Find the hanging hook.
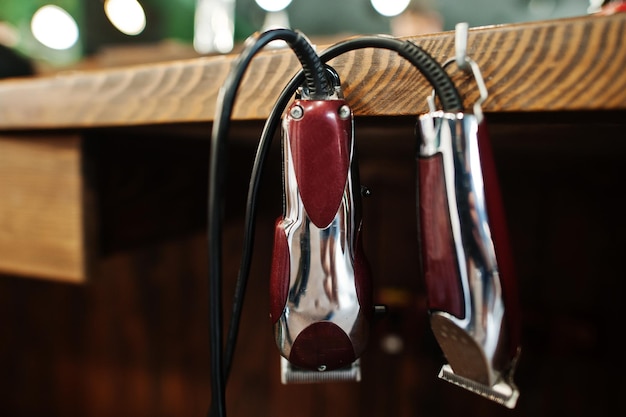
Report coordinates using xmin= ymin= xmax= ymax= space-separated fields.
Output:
xmin=455 ymin=22 xmax=470 ymax=72
xmin=454 ymin=22 xmax=488 ymax=121
xmin=428 ymin=22 xmax=488 ymax=122
xmin=466 ymin=57 xmax=488 ymax=122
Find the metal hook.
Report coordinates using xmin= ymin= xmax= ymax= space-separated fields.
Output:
xmin=428 ymin=22 xmax=488 ymax=122
xmin=454 ymin=22 xmax=488 ymax=119
xmin=455 ymin=22 xmax=470 ymax=72
xmin=466 ymin=57 xmax=488 ymax=122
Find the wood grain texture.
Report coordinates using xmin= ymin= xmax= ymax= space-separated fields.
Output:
xmin=0 ymin=14 xmax=624 ymax=130
xmin=0 ymin=134 xmax=87 ymax=282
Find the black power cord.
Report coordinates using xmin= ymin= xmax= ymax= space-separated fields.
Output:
xmin=208 ymin=28 xmax=332 ymax=417
xmin=209 ymin=31 xmax=463 ymax=416
xmin=218 ymin=34 xmax=464 ymax=396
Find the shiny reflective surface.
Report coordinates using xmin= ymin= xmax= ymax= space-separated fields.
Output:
xmin=418 ymin=111 xmax=518 ymax=406
xmin=273 ymin=100 xmax=368 ymax=371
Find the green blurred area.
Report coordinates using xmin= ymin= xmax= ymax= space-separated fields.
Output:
xmin=0 ymin=0 xmax=589 ymax=67
xmin=0 ymin=0 xmax=83 ymax=65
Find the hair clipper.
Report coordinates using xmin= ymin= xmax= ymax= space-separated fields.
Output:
xmin=269 ymin=86 xmax=373 ymax=384
xmin=416 ymin=111 xmax=521 ymax=408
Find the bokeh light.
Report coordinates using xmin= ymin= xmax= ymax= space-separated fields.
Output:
xmin=370 ymin=0 xmax=411 ymax=17
xmin=104 ymin=0 xmax=147 ymax=36
xmin=255 ymin=0 xmax=293 ymax=12
xmin=30 ymin=5 xmax=79 ymax=50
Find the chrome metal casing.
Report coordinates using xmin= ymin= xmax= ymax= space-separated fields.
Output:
xmin=270 ymin=99 xmax=371 ymax=380
xmin=417 ymin=111 xmax=520 ymax=408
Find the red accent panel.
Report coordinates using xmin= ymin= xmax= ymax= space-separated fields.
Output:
xmin=418 ymin=155 xmax=464 ymax=319
xmin=287 ymin=100 xmax=351 ymax=228
xmin=289 ymin=322 xmax=356 ymax=371
xmin=477 ymin=121 xmax=521 ymax=355
xmin=269 ymin=219 xmax=290 ymax=324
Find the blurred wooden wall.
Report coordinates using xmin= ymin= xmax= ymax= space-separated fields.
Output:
xmin=1 ymin=116 xmax=625 ymax=417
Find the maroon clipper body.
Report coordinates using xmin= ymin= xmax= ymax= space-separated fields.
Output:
xmin=417 ymin=111 xmax=521 ymax=408
xmin=270 ymin=97 xmax=373 ymax=383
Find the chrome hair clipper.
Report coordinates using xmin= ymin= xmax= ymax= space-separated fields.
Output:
xmin=269 ymin=83 xmax=373 ymax=384
xmin=416 ymin=110 xmax=522 ymax=408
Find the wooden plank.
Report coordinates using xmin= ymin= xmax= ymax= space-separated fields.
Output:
xmin=0 ymin=134 xmax=88 ymax=282
xmin=0 ymin=14 xmax=624 ymax=130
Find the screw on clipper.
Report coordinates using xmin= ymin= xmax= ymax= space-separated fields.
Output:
xmin=289 ymin=104 xmax=304 ymax=119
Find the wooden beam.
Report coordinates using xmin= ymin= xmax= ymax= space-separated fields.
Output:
xmin=0 ymin=14 xmax=624 ymax=130
xmin=0 ymin=134 xmax=89 ymax=282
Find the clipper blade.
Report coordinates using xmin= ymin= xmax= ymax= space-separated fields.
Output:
xmin=438 ymin=364 xmax=519 ymax=409
xmin=280 ymin=357 xmax=361 ymax=384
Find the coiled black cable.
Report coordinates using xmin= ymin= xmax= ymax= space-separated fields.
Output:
xmin=219 ymin=34 xmax=464 ymax=396
xmin=208 ymin=28 xmax=332 ymax=417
